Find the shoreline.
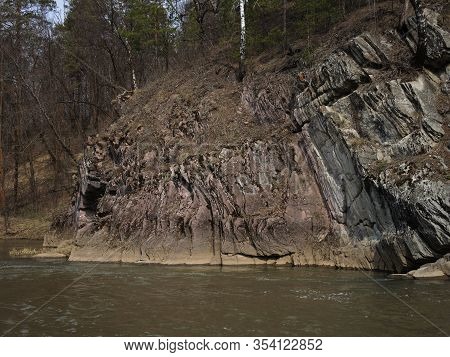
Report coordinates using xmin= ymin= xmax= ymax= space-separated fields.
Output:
xmin=1 ymin=239 xmax=448 ymax=279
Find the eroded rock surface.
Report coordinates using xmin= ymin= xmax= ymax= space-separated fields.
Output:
xmin=67 ymin=12 xmax=449 ymax=272
xmin=391 ymin=254 xmax=450 ymax=279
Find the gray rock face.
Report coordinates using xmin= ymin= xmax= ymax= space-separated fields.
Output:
xmin=402 ymin=9 xmax=450 ymax=68
xmin=284 ymin=22 xmax=449 ymax=272
xmin=68 ymin=13 xmax=450 ymax=272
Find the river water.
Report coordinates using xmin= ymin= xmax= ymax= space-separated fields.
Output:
xmin=0 ymin=239 xmax=448 ymax=336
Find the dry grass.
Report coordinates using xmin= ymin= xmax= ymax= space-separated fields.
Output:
xmin=4 ymin=154 xmax=53 ymax=191
xmin=3 ymin=151 xmax=75 ymax=212
xmin=110 ymin=57 xmax=286 ymax=167
xmin=102 ymin=0 xmax=449 ymax=160
xmin=1 ymin=150 xmax=74 ymax=240
xmin=0 ymin=214 xmax=52 ymax=240
xmin=9 ymin=247 xmax=43 ymax=257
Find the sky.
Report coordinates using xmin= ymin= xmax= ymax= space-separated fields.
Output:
xmin=53 ymin=0 xmax=66 ymax=23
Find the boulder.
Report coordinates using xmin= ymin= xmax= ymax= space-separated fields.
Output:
xmin=437 ymin=254 xmax=450 ymax=276
xmin=409 ymin=265 xmax=447 ymax=279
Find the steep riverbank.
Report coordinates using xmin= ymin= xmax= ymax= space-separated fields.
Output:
xmin=56 ymin=6 xmax=449 ymax=273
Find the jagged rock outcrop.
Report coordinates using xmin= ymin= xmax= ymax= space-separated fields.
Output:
xmin=288 ymin=25 xmax=449 ymax=271
xmin=67 ymin=11 xmax=449 ymax=272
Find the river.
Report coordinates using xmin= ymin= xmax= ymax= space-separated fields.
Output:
xmin=0 ymin=239 xmax=448 ymax=336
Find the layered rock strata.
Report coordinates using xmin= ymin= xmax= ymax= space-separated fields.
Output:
xmin=68 ymin=12 xmax=449 ymax=272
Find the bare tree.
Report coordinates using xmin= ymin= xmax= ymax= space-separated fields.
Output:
xmin=0 ymin=50 xmax=10 ymax=233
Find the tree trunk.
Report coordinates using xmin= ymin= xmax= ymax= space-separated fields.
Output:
xmin=410 ymin=0 xmax=427 ymax=66
xmin=13 ymin=130 xmax=19 ymax=211
xmin=373 ymin=0 xmax=377 ymax=25
xmin=12 ymin=0 xmax=22 ymax=213
xmin=0 ymin=51 xmax=9 ymax=233
xmin=399 ymin=0 xmax=410 ymax=28
xmin=0 ymin=145 xmax=9 ymax=233
xmin=40 ymin=133 xmax=60 ymax=192
xmin=28 ymin=153 xmax=37 ymax=209
xmin=125 ymin=38 xmax=137 ymax=91
xmin=8 ymin=56 xmax=78 ymax=165
xmin=110 ymin=0 xmax=137 ymax=91
xmin=283 ymin=0 xmax=288 ymax=51
xmin=238 ymin=0 xmax=246 ymax=82
xmin=165 ymin=27 xmax=170 ymax=72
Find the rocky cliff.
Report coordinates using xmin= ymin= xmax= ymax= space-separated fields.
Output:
xmin=66 ymin=8 xmax=449 ymax=272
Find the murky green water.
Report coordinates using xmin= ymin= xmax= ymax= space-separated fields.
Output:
xmin=0 ymin=240 xmax=449 ymax=336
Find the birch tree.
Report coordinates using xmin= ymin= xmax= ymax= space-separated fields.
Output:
xmin=111 ymin=0 xmax=138 ymax=91
xmin=238 ymin=0 xmax=246 ymax=81
xmin=399 ymin=0 xmax=428 ymax=66
xmin=283 ymin=0 xmax=287 ymax=51
xmin=409 ymin=0 xmax=427 ymax=66
xmin=399 ymin=0 xmax=410 ymax=27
